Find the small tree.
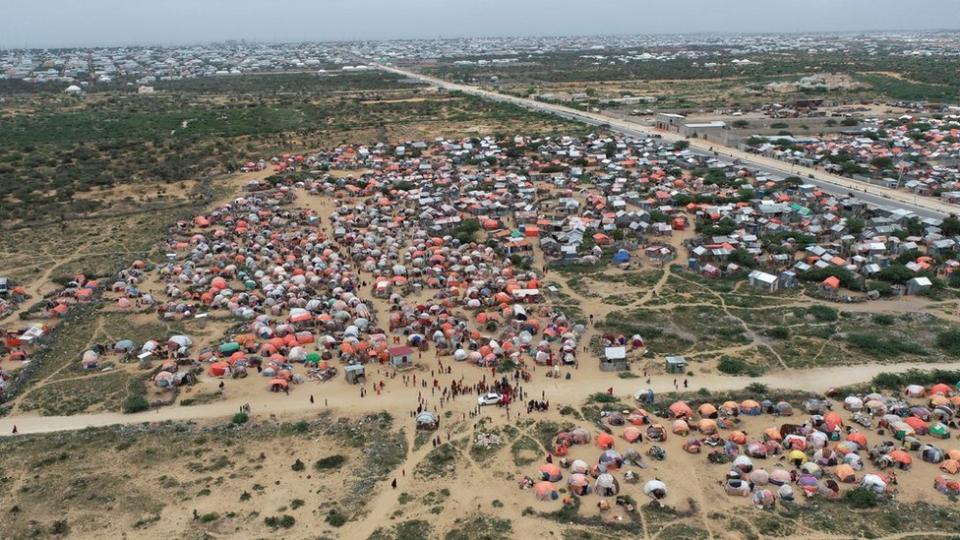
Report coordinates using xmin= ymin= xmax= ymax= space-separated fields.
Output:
xmin=870 ymin=156 xmax=893 ymax=170
xmin=941 ymin=215 xmax=960 ymax=236
xmin=847 ymin=217 xmax=865 ymax=234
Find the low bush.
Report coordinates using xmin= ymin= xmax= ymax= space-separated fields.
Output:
xmin=314 ymin=454 xmax=346 ymax=470
xmin=937 ymin=329 xmax=960 ymax=355
xmin=872 ymin=314 xmax=895 ymax=326
xmin=265 ymin=514 xmax=296 ymax=529
xmin=807 ymin=305 xmax=839 ymax=322
xmin=847 ymin=334 xmax=923 ymax=356
xmin=845 ymin=487 xmax=880 ymax=508
xmin=325 ymin=511 xmax=346 ymax=527
xmin=122 ymin=395 xmax=149 ymax=414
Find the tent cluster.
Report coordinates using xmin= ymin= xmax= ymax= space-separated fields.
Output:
xmin=710 ymin=381 xmax=960 ymax=504
xmin=18 ymin=274 xmax=101 ymax=321
xmin=522 ymin=425 xmax=668 ymax=504
xmin=0 ymin=282 xmax=28 ymax=319
xmin=313 ymin=170 xmax=590 ymax=373
xmin=107 ymin=150 xmax=597 ymax=392
xmin=109 ymin=190 xmax=391 ymax=391
xmin=545 ymin=380 xmax=960 ymax=507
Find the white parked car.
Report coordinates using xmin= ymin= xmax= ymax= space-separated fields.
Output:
xmin=477 ymin=392 xmax=502 ymax=406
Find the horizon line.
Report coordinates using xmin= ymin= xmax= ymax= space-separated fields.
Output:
xmin=2 ymin=27 xmax=960 ymax=52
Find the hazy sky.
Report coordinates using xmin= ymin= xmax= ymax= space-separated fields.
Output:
xmin=3 ymin=0 xmax=959 ymax=48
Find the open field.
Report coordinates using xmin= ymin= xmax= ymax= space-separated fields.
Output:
xmin=416 ymin=49 xmax=960 ymax=107
xmin=4 ymin=386 xmax=960 ymax=540
xmin=0 ymin=71 xmax=580 ymax=224
xmin=0 ymin=411 xmax=406 ymax=539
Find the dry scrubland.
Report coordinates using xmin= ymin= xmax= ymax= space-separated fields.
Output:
xmin=0 ymin=411 xmax=406 ymax=539
xmin=420 ymin=48 xmax=960 ymax=108
xmin=3 ymin=399 xmax=960 ymax=540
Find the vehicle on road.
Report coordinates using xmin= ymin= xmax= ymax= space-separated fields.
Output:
xmin=478 ymin=392 xmax=502 ymax=406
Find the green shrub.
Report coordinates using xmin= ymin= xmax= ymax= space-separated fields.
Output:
xmin=325 ymin=511 xmax=346 ymax=527
xmin=122 ymin=395 xmax=150 ymax=414
xmin=265 ymin=514 xmax=296 ymax=529
xmin=845 ymin=487 xmax=879 ymax=508
xmin=49 ymin=520 xmax=69 ymax=535
xmin=314 ymin=455 xmax=346 ymax=470
xmin=871 ymin=369 xmax=960 ymax=390
xmin=231 ymin=412 xmax=249 ymax=425
xmin=800 ymin=267 xmax=861 ymax=290
xmin=766 ymin=326 xmax=790 ymax=339
xmin=717 ymin=356 xmax=764 ymax=377
xmin=587 ymin=392 xmax=618 ymax=404
xmin=867 ymin=281 xmax=893 ymax=296
xmin=717 ymin=356 xmax=747 ymax=375
xmin=937 ymin=329 xmax=960 ymax=355
xmin=496 ymin=359 xmax=518 ymax=373
xmin=872 ymin=314 xmax=895 ymax=326
xmin=291 ymin=459 xmax=305 ymax=471
xmin=807 ymin=305 xmax=838 ymax=322
xmin=200 ymin=512 xmax=219 ymax=523
xmin=847 ymin=334 xmax=923 ymax=356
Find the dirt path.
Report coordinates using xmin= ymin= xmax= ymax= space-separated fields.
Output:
xmin=4 ymin=237 xmax=97 ymax=322
xmin=7 ymin=311 xmax=107 ymax=414
xmin=637 ymin=266 xmax=672 ymax=305
xmin=668 ymin=272 xmax=789 ymax=369
xmin=349 ymin=428 xmax=474 ymax=540
xmin=3 ymin=358 xmax=960 ymax=437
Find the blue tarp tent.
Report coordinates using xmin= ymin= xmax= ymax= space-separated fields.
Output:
xmin=612 ymin=249 xmax=631 ymax=264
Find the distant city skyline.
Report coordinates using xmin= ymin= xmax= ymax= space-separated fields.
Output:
xmin=2 ymin=0 xmax=959 ymax=49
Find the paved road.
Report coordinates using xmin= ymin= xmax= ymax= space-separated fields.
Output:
xmin=375 ymin=63 xmax=956 ymax=220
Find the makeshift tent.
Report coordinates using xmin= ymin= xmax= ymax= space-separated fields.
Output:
xmin=595 ymin=473 xmax=619 ymax=496
xmin=534 ymin=481 xmax=558 ymax=501
xmin=643 ymin=480 xmax=667 ymax=499
xmin=596 ymin=432 xmax=615 ymax=450
xmin=539 ymin=464 xmax=562 ymax=482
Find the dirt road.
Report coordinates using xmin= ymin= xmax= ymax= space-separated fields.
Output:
xmin=3 ymin=359 xmax=958 ymax=437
